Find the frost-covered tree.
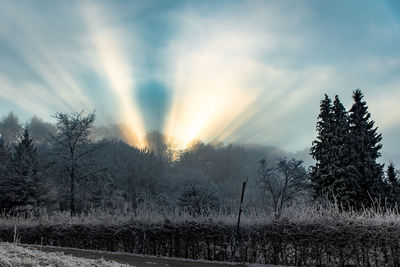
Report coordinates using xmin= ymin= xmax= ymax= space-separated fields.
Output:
xmin=258 ymin=158 xmax=308 ymax=214
xmin=348 ymin=89 xmax=384 ymax=206
xmin=51 ymin=110 xmax=105 ymax=215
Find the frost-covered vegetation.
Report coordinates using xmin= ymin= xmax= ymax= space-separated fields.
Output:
xmin=1 ymin=203 xmax=400 ymax=266
xmin=0 ymin=242 xmax=131 ymax=267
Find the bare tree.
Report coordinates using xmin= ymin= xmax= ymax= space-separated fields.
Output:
xmin=51 ymin=110 xmax=106 ymax=215
xmin=258 ymin=158 xmax=309 ymax=214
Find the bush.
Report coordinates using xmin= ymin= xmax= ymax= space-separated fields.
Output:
xmin=1 ymin=204 xmax=400 ymax=265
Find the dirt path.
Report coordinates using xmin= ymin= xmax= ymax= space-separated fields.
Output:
xmin=20 ymin=244 xmax=267 ymax=267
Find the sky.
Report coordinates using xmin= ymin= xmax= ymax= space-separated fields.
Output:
xmin=0 ymin=0 xmax=399 ymax=154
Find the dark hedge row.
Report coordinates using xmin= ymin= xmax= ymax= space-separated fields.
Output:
xmin=1 ymin=219 xmax=399 ymax=266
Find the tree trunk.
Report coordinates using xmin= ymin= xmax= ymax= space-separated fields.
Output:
xmin=70 ymin=167 xmax=75 ymax=216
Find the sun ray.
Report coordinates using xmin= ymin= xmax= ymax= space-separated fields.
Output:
xmin=82 ymin=1 xmax=147 ymax=148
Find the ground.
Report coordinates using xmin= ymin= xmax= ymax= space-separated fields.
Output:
xmin=0 ymin=242 xmax=130 ymax=267
xmin=0 ymin=243 xmax=279 ymax=267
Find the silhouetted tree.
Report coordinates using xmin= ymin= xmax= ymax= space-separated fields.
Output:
xmin=328 ymin=96 xmax=359 ymax=207
xmin=310 ymin=95 xmax=334 ymax=199
xmin=348 ymin=89 xmax=384 ymax=207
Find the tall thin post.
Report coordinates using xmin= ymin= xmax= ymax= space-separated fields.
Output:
xmin=237 ymin=178 xmax=248 ymax=237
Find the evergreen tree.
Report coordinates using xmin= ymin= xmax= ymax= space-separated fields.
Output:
xmin=348 ymin=89 xmax=384 ymax=207
xmin=311 ymin=94 xmax=362 ymax=208
xmin=329 ymin=96 xmax=359 ymax=207
xmin=0 ymin=138 xmax=11 ymax=193
xmin=0 ymin=128 xmax=47 ymax=210
xmin=0 ymin=137 xmax=10 ymax=174
xmin=13 ymin=128 xmax=46 ymax=206
xmin=386 ymin=162 xmax=399 ymax=205
xmin=310 ymin=95 xmax=334 ymax=199
xmin=0 ymin=138 xmax=15 ymax=210
xmin=387 ymin=163 xmax=398 ymax=185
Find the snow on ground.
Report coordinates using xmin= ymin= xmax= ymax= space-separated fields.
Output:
xmin=0 ymin=243 xmax=133 ymax=267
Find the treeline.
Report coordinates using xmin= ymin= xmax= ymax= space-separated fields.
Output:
xmin=0 ymin=89 xmax=398 ymax=216
xmin=0 ymin=111 xmax=300 ymax=214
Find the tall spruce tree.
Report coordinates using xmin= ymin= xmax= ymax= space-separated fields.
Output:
xmin=348 ymin=89 xmax=384 ymax=207
xmin=311 ymin=94 xmax=360 ymax=207
xmin=310 ymin=94 xmax=334 ymax=199
xmin=330 ymin=96 xmax=359 ymax=207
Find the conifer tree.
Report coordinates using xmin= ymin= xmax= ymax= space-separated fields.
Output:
xmin=0 ymin=128 xmax=48 ymax=210
xmin=348 ymin=89 xmax=384 ymax=206
xmin=0 ymin=138 xmax=23 ymax=209
xmin=387 ymin=162 xmax=399 ymax=205
xmin=329 ymin=96 xmax=359 ymax=207
xmin=0 ymin=138 xmax=13 ymax=210
xmin=13 ymin=128 xmax=45 ymax=206
xmin=387 ymin=163 xmax=397 ymax=185
xmin=310 ymin=95 xmax=334 ymax=199
xmin=0 ymin=138 xmax=10 ymax=174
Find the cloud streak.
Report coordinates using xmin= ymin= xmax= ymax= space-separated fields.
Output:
xmin=0 ymin=1 xmax=93 ymax=116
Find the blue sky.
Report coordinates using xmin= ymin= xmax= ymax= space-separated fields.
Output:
xmin=0 ymin=0 xmax=399 ymax=155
